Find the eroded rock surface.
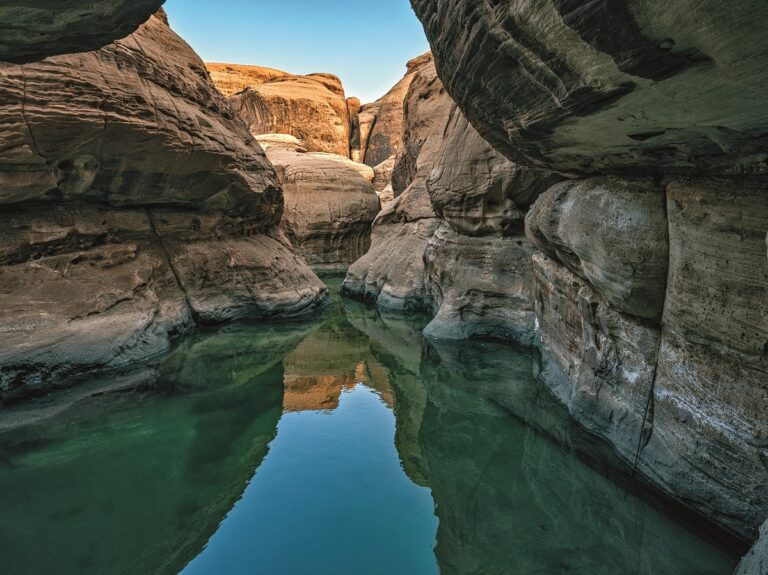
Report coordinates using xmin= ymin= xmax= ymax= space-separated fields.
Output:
xmin=412 ymin=0 xmax=768 ymax=177
xmin=0 ymin=12 xmax=326 ymax=401
xmin=229 ymin=72 xmax=351 ymax=157
xmin=343 ymin=59 xmax=450 ymax=310
xmin=351 ymin=53 xmax=432 ymax=167
xmin=0 ymin=0 xmax=164 ymax=63
xmin=258 ymin=136 xmax=380 ymax=271
xmin=206 ymin=62 xmax=289 ymax=97
xmin=413 ymin=0 xmax=768 ymax=542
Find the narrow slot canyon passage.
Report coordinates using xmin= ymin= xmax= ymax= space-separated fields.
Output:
xmin=0 ymin=2 xmax=765 ymax=574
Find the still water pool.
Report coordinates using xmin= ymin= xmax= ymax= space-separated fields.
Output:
xmin=0 ymin=279 xmax=739 ymax=575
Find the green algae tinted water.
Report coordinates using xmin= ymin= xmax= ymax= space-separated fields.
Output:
xmin=0 ymin=279 xmax=739 ymax=575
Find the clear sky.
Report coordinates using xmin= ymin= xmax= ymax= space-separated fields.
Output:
xmin=163 ymin=0 xmax=430 ymax=103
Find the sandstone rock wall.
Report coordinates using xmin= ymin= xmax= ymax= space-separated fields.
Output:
xmin=205 ymin=63 xmax=289 ymax=97
xmin=258 ymin=136 xmax=380 ymax=271
xmin=229 ymin=72 xmax=351 ymax=157
xmin=0 ymin=0 xmax=164 ymax=63
xmin=344 ymin=60 xmax=554 ymax=345
xmin=0 ymin=12 xmax=326 ymax=401
xmin=412 ymin=0 xmax=768 ymax=544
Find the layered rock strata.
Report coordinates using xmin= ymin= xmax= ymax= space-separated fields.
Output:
xmin=0 ymin=0 xmax=165 ymax=63
xmin=412 ymin=0 xmax=768 ymax=544
xmin=229 ymin=72 xmax=352 ymax=157
xmin=257 ymin=136 xmax=380 ymax=271
xmin=0 ymin=12 xmax=326 ymax=401
xmin=411 ymin=0 xmax=768 ymax=176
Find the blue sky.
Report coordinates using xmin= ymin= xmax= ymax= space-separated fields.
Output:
xmin=163 ymin=0 xmax=430 ymax=103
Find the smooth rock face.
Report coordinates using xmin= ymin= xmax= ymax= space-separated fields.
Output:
xmin=424 ymin=225 xmax=536 ymax=344
xmin=411 ymin=0 xmax=768 ymax=176
xmin=646 ymin=179 xmax=768 ymax=537
xmin=206 ymin=62 xmax=289 ymax=97
xmin=0 ymin=12 xmax=280 ymax=217
xmin=427 ymin=109 xmax=559 ymax=236
xmin=0 ymin=13 xmax=327 ymax=400
xmin=0 ymin=0 xmax=164 ymax=63
xmin=259 ymin=138 xmax=381 ymax=271
xmin=527 ymin=177 xmax=768 ymax=540
xmin=343 ymin=184 xmax=440 ymax=311
xmin=526 ymin=178 xmax=669 ymax=320
xmin=229 ymin=72 xmax=351 ymax=157
xmin=532 ymin=252 xmax=660 ymax=470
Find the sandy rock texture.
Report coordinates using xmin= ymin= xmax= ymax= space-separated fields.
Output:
xmin=206 ymin=62 xmax=289 ymax=97
xmin=0 ymin=0 xmax=164 ymax=63
xmin=257 ymin=136 xmax=380 ymax=271
xmin=0 ymin=12 xmax=327 ymax=401
xmin=412 ymin=0 xmax=768 ymax=177
xmin=229 ymin=71 xmax=352 ymax=157
xmin=344 ymin=58 xmax=552 ymax=346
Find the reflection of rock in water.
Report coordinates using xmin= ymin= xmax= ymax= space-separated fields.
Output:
xmin=0 ymin=322 xmax=304 ymax=575
xmin=281 ymin=285 xmax=396 ymax=412
xmin=410 ymin=341 xmax=737 ymax=575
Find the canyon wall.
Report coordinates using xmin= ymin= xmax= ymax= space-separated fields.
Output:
xmin=411 ymin=0 xmax=768 ymax=543
xmin=343 ymin=58 xmax=555 ymax=345
xmin=228 ymin=72 xmax=352 ymax=157
xmin=257 ymin=135 xmax=380 ymax=271
xmin=0 ymin=11 xmax=326 ymax=401
xmin=0 ymin=0 xmax=165 ymax=63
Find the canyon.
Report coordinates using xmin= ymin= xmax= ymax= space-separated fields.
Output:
xmin=0 ymin=1 xmax=765 ymax=572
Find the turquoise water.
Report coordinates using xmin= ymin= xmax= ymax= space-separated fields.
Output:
xmin=0 ymin=279 xmax=739 ymax=575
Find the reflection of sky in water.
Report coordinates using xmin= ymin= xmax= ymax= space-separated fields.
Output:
xmin=183 ymin=385 xmax=438 ymax=575
xmin=0 ymin=278 xmax=740 ymax=575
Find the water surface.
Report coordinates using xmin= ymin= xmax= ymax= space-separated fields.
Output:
xmin=0 ymin=279 xmax=739 ymax=574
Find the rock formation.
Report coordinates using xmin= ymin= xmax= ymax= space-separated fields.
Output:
xmin=411 ymin=0 xmax=768 ymax=177
xmin=412 ymin=0 xmax=768 ymax=545
xmin=344 ymin=58 xmax=554 ymax=345
xmin=342 ymin=58 xmax=448 ymax=311
xmin=229 ymin=72 xmax=352 ymax=157
xmin=0 ymin=0 xmax=164 ymax=63
xmin=351 ymin=53 xmax=432 ymax=167
xmin=257 ymin=135 xmax=380 ymax=271
xmin=206 ymin=63 xmax=289 ymax=97
xmin=0 ymin=12 xmax=326 ymax=401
